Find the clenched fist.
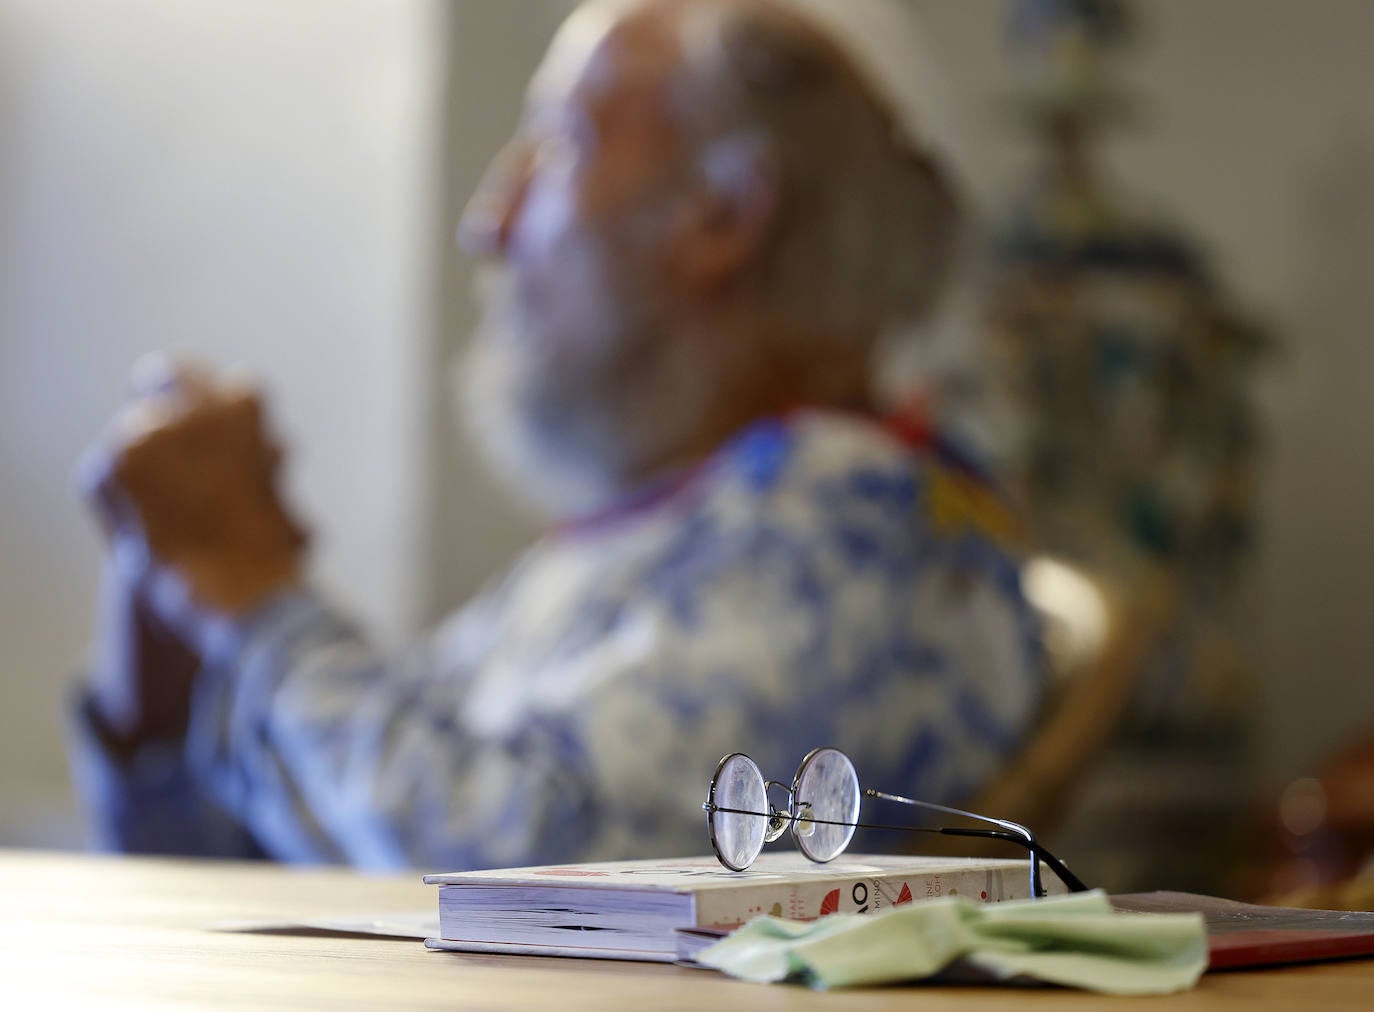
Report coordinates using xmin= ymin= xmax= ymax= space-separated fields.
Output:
xmin=79 ymin=358 xmax=309 ymax=629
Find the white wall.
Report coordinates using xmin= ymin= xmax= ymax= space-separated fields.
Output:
xmin=0 ymin=0 xmax=445 ymax=843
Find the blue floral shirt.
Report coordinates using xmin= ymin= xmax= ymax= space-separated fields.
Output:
xmin=71 ymin=411 xmax=1043 ymax=870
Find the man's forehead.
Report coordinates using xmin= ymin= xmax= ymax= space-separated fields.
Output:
xmin=525 ymin=0 xmax=679 ymax=119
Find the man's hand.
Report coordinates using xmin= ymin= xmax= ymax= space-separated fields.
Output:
xmin=79 ymin=359 xmax=308 ymax=631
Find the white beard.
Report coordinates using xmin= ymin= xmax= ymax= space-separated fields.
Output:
xmin=457 ymin=286 xmax=620 ymax=520
xmin=455 ymin=264 xmax=716 ymax=522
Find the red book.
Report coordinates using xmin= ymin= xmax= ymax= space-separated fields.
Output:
xmin=1112 ymin=892 xmax=1374 ymax=970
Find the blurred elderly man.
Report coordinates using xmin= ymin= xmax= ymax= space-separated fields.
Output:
xmin=71 ymin=0 xmax=1043 ymax=869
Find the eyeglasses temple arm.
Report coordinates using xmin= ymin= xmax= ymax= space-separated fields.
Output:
xmin=865 ymin=788 xmax=1033 ymax=841
xmin=937 ymin=827 xmax=1090 ymax=894
xmin=866 ymin=789 xmax=1088 ymax=896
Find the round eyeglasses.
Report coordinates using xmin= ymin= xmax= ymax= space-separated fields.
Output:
xmin=703 ymin=747 xmax=1088 ymax=898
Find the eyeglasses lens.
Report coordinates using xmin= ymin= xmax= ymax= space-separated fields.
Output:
xmin=792 ymin=747 xmax=860 ymax=862
xmin=709 ymin=753 xmax=768 ymax=871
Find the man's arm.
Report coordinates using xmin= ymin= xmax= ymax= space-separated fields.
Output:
xmin=178 ymin=588 xmax=600 ymax=868
xmin=70 ymin=368 xmax=614 ymax=868
xmin=70 ymin=360 xmax=305 ymax=856
xmin=177 ymin=574 xmax=766 ymax=871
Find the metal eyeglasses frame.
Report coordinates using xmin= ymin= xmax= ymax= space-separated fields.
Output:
xmin=702 ymin=747 xmax=1088 ymax=898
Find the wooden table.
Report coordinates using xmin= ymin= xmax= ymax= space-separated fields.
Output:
xmin=3 ymin=850 xmax=1372 ymax=1010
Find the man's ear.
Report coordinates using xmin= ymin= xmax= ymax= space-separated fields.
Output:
xmin=670 ymin=133 xmax=778 ymax=296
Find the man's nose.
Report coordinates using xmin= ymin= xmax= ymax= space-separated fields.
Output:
xmin=457 ymin=142 xmax=531 ymax=258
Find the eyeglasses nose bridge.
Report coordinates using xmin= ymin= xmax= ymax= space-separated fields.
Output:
xmin=762 ymin=780 xmax=793 ymax=843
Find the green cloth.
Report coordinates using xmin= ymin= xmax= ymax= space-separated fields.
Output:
xmin=695 ymin=890 xmax=1206 ymax=995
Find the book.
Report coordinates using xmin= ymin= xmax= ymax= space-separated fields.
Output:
xmin=424 ymin=852 xmax=1065 ymax=962
xmin=1111 ymin=892 xmax=1374 ymax=970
